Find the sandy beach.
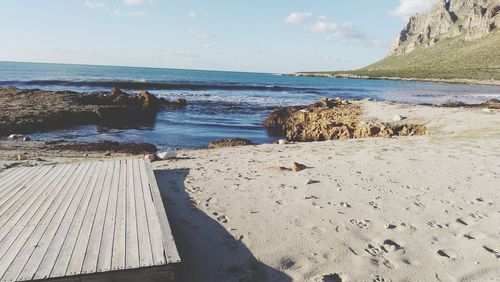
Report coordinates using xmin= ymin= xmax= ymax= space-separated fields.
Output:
xmin=1 ymin=100 xmax=499 ymax=281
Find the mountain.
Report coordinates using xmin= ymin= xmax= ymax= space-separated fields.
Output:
xmin=361 ymin=0 xmax=500 ymax=81
xmin=295 ymin=0 xmax=500 ymax=84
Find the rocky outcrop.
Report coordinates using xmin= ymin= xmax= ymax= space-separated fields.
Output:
xmin=207 ymin=138 xmax=254 ymax=149
xmin=264 ymin=98 xmax=427 ymax=142
xmin=49 ymin=140 xmax=158 ymax=154
xmin=0 ymin=87 xmax=187 ymax=136
xmin=388 ymin=0 xmax=500 ymax=56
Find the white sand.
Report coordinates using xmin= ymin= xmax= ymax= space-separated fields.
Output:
xmin=151 ymin=102 xmax=500 ymax=281
xmin=1 ymin=101 xmax=499 ymax=281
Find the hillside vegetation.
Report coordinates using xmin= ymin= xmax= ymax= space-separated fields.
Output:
xmin=356 ymin=30 xmax=500 ymax=81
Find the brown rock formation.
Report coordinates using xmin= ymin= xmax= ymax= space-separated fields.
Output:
xmin=0 ymin=87 xmax=187 ymax=135
xmin=207 ymin=138 xmax=254 ymax=149
xmin=264 ymin=98 xmax=427 ymax=142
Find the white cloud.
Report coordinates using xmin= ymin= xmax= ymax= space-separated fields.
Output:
xmin=84 ymin=0 xmax=106 ymax=9
xmin=284 ymin=12 xmax=313 ymax=24
xmin=123 ymin=0 xmax=145 ymax=6
xmin=390 ymin=0 xmax=435 ymax=19
xmin=309 ymin=17 xmax=383 ymax=46
xmin=187 ymin=29 xmax=213 ymax=39
xmin=112 ymin=10 xmax=147 ymax=17
xmin=188 ymin=11 xmax=197 ymax=18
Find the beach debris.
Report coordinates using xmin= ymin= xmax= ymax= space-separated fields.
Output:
xmin=144 ymin=153 xmax=156 ymax=162
xmin=104 ymin=151 xmax=112 ymax=157
xmin=304 ymin=179 xmax=318 ymax=185
xmin=157 ymin=151 xmax=177 ymax=160
xmin=385 ymin=224 xmax=397 ymax=229
xmin=292 ymin=162 xmax=307 ymax=172
xmin=16 ymin=154 xmax=27 ymax=161
xmin=278 ymin=139 xmax=289 ymax=145
xmin=482 ymin=108 xmax=492 ymax=113
xmin=207 ymin=138 xmax=254 ymax=149
xmin=299 ymin=109 xmax=311 ymax=114
xmin=393 ymin=115 xmax=406 ymax=122
xmin=8 ymin=134 xmax=30 ymax=141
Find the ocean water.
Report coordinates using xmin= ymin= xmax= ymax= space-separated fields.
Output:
xmin=1 ymin=61 xmax=500 ymax=149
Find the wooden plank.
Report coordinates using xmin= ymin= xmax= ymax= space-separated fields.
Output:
xmin=33 ymin=162 xmax=97 ymax=280
xmin=0 ymin=166 xmax=48 ymax=212
xmin=143 ymin=159 xmax=181 ymax=264
xmin=96 ymin=160 xmax=120 ymax=273
xmin=132 ymin=158 xmax=154 ymax=267
xmin=0 ymin=164 xmax=76 ymax=279
xmin=125 ymin=159 xmax=140 ymax=269
xmin=0 ymin=158 xmax=179 ymax=282
xmin=17 ymin=162 xmax=92 ymax=281
xmin=0 ymin=165 xmax=62 ymax=249
xmin=138 ymin=159 xmax=166 ymax=265
xmin=0 ymin=167 xmax=31 ymax=193
xmin=81 ymin=160 xmax=115 ymax=274
xmin=0 ymin=164 xmax=84 ymax=281
xmin=65 ymin=161 xmax=109 ymax=276
xmin=111 ymin=160 xmax=127 ymax=271
xmin=50 ymin=161 xmax=103 ymax=278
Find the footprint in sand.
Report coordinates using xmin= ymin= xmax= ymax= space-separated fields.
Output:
xmin=436 ymin=249 xmax=459 ymax=260
xmin=427 ymin=220 xmax=444 ymax=229
xmin=368 ymin=201 xmax=380 ymax=210
xmin=483 ymin=246 xmax=500 ymax=258
xmin=381 ymin=239 xmax=403 ymax=252
xmin=339 ymin=202 xmax=351 ymax=208
xmin=313 ymin=273 xmax=343 ymax=282
xmin=350 ymin=219 xmax=370 ymax=228
xmin=212 ymin=212 xmax=229 ymax=224
xmin=278 ymin=257 xmax=297 ymax=270
xmin=365 ymin=244 xmax=384 ymax=256
xmin=372 ymin=275 xmax=391 ymax=282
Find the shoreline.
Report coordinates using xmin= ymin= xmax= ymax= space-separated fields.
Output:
xmin=288 ymin=72 xmax=500 ymax=86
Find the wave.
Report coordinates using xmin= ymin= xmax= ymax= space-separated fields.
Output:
xmin=0 ymin=79 xmax=367 ymax=93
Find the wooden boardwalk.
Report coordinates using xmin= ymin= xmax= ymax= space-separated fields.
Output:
xmin=0 ymin=158 xmax=180 ymax=282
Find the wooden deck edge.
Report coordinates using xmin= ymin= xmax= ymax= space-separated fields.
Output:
xmin=144 ymin=158 xmax=181 ymax=264
xmin=29 ymin=265 xmax=176 ymax=282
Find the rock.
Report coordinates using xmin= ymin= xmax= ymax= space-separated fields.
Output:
xmin=0 ymin=87 xmax=188 ymax=136
xmin=292 ymin=162 xmax=307 ymax=172
xmin=166 ymin=98 xmax=187 ymax=109
xmin=387 ymin=0 xmax=499 ymax=56
xmin=207 ymin=138 xmax=254 ymax=149
xmin=17 ymin=154 xmax=27 ymax=161
xmin=156 ymin=151 xmax=177 ymax=160
xmin=392 ymin=115 xmax=405 ymax=122
xmin=49 ymin=140 xmax=157 ymax=155
xmin=144 ymin=153 xmax=156 ymax=162
xmin=264 ymin=99 xmax=427 ymax=142
xmin=23 ymin=136 xmax=31 ymax=141
xmin=277 ymin=139 xmax=289 ymax=145
xmin=8 ymin=134 xmax=27 ymax=140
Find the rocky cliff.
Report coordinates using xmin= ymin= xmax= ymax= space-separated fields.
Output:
xmin=387 ymin=0 xmax=500 ymax=56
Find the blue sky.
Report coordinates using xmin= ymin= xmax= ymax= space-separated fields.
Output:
xmin=0 ymin=0 xmax=436 ymax=73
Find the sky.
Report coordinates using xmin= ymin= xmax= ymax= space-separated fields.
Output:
xmin=0 ymin=0 xmax=436 ymax=73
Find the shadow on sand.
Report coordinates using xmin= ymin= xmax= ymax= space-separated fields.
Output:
xmin=154 ymin=169 xmax=292 ymax=282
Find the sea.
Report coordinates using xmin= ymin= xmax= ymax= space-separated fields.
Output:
xmin=1 ymin=61 xmax=499 ymax=150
